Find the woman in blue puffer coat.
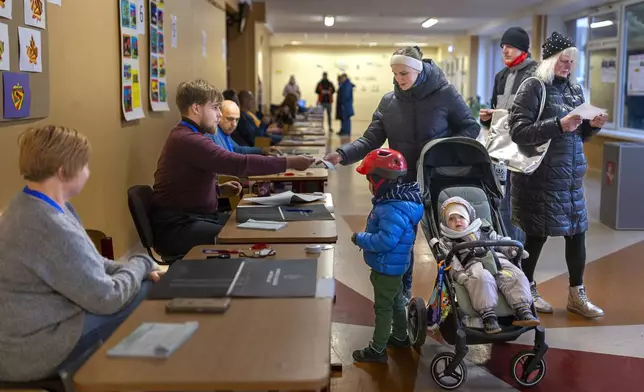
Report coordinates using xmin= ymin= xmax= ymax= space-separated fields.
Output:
xmin=325 ymin=46 xmax=480 ymax=301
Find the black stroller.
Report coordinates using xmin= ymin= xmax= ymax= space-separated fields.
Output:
xmin=407 ymin=137 xmax=548 ymax=390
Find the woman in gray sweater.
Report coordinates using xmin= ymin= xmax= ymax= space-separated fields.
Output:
xmin=0 ymin=126 xmax=159 ymax=382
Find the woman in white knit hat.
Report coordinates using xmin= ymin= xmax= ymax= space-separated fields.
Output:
xmin=325 ymin=45 xmax=480 ymax=301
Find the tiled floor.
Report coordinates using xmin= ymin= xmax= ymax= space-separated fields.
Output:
xmin=325 ymin=121 xmax=644 ymax=391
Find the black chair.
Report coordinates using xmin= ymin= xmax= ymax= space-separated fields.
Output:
xmin=0 ymin=341 xmax=102 ymax=392
xmin=127 ymin=185 xmax=180 ymax=265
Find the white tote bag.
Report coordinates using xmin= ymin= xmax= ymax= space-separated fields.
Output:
xmin=485 ymin=77 xmax=548 ymax=175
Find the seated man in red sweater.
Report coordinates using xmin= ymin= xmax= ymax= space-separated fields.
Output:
xmin=151 ymin=79 xmax=314 ymax=257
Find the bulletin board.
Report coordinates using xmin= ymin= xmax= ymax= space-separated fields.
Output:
xmin=0 ymin=0 xmax=50 ymax=121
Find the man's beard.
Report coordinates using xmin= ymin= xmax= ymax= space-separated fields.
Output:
xmin=201 ymin=121 xmax=217 ymax=134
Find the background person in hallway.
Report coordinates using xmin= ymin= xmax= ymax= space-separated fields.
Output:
xmin=0 ymin=126 xmax=158 ymax=382
xmin=480 ymin=27 xmax=538 ymax=244
xmin=337 ymin=73 xmax=355 ymax=136
xmin=150 ymin=80 xmax=315 ymax=257
xmin=235 ymin=90 xmax=283 ymax=147
xmin=209 ymin=100 xmax=279 ymax=156
xmin=315 ymin=72 xmax=336 ymax=133
xmin=283 ymin=74 xmax=301 ymax=99
xmin=508 ymin=32 xmax=607 ymax=318
xmin=324 ymin=45 xmax=480 ymax=301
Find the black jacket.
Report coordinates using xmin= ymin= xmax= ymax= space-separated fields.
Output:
xmin=508 ymin=76 xmax=600 ymax=237
xmin=338 ymin=60 xmax=479 ymax=182
xmin=482 ymin=58 xmax=538 ymax=128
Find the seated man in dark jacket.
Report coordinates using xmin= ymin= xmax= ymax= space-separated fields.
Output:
xmin=234 ymin=90 xmax=282 ymax=147
xmin=150 ymin=80 xmax=314 ymax=257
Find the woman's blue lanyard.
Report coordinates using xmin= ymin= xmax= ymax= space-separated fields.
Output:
xmin=179 ymin=120 xmax=200 ymax=134
xmin=22 ymin=186 xmax=64 ymax=213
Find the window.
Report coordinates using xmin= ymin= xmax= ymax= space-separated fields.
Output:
xmin=588 ymin=48 xmax=617 ymax=123
xmin=565 ymin=17 xmax=589 ymax=87
xmin=623 ymin=2 xmax=644 ymax=131
xmin=589 ymin=12 xmax=619 ymax=41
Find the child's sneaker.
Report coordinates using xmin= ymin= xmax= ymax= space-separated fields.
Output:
xmin=512 ymin=305 xmax=541 ymax=327
xmin=352 ymin=344 xmax=388 ymax=363
xmin=482 ymin=315 xmax=502 ymax=334
xmin=387 ymin=334 xmax=411 ymax=348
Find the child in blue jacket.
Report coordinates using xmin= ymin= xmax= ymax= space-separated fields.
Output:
xmin=351 ymin=148 xmax=424 ymax=363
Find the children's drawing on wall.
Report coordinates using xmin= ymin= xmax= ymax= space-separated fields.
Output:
xmin=18 ymin=26 xmax=41 ymax=72
xmin=122 ymin=34 xmax=131 ymax=57
xmin=123 ymin=64 xmax=132 ymax=80
xmin=151 ymin=56 xmax=158 ymax=78
xmin=24 ymin=0 xmax=45 ymax=29
xmin=151 ymin=26 xmax=157 ymax=53
xmin=151 ymin=79 xmax=159 ymax=102
xmin=129 ymin=2 xmax=136 ymax=29
xmin=131 ymin=36 xmax=138 ymax=59
xmin=0 ymin=22 xmax=10 ymax=71
xmin=0 ymin=0 xmax=13 ymax=20
xmin=123 ymin=86 xmax=133 ymax=112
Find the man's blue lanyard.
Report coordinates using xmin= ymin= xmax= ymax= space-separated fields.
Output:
xmin=22 ymin=186 xmax=64 ymax=213
xmin=179 ymin=120 xmax=200 ymax=134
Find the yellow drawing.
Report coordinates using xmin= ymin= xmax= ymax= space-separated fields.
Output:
xmin=26 ymin=35 xmax=38 ymax=65
xmin=132 ymin=69 xmax=141 ymax=109
xmin=0 ymin=40 xmax=4 ymax=61
xmin=0 ymin=1 xmax=6 ymax=9
xmin=30 ymin=0 xmax=43 ymax=21
xmin=12 ymin=83 xmax=25 ymax=110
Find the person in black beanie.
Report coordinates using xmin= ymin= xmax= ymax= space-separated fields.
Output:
xmin=507 ymin=31 xmax=608 ymax=318
xmin=480 ymin=26 xmax=537 ymax=247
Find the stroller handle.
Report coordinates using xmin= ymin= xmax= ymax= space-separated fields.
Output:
xmin=441 ymin=240 xmax=525 ymax=267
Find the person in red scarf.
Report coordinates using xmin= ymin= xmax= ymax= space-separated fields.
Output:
xmin=479 ymin=27 xmax=537 ymax=262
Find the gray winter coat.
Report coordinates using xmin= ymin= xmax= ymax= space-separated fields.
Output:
xmin=337 ymin=60 xmax=480 ymax=182
xmin=508 ymin=76 xmax=600 ymax=237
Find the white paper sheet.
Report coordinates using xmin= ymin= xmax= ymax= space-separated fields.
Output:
xmin=237 ymin=219 xmax=287 ymax=231
xmin=568 ymin=103 xmax=606 ymax=120
xmin=24 ymin=0 xmax=45 ymax=29
xmin=0 ymin=23 xmax=10 ymax=71
xmin=136 ymin=0 xmax=145 ymax=35
xmin=244 ymin=191 xmax=325 ymax=206
xmin=311 ymin=159 xmax=336 ymax=171
xmin=170 ymin=14 xmax=177 ymax=48
xmin=107 ymin=322 xmax=199 ymax=358
xmin=18 ymin=26 xmax=41 ymax=72
xmin=0 ymin=0 xmax=13 ymax=20
xmin=315 ymin=277 xmax=335 ymax=298
xmin=47 ymin=0 xmax=61 ymax=6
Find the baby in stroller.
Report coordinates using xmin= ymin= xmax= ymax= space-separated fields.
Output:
xmin=435 ymin=196 xmax=540 ymax=334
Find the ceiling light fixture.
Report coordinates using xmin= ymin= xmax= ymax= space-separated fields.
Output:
xmin=324 ymin=16 xmax=335 ymax=27
xmin=448 ymin=45 xmax=454 ymax=53
xmin=590 ymin=20 xmax=614 ymax=29
xmin=422 ymin=18 xmax=438 ymax=28
xmin=369 ymin=42 xmax=378 ymax=47
xmin=290 ymin=41 xmax=302 ymax=45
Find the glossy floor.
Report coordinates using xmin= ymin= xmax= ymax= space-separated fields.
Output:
xmin=325 ymin=124 xmax=644 ymax=392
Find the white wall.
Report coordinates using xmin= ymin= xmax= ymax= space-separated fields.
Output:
xmin=270 ymin=46 xmax=438 ymax=121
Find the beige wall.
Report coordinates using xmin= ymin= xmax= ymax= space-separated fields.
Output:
xmin=0 ymin=0 xmax=227 ymax=256
xmin=255 ymin=22 xmax=272 ymax=111
xmin=270 ymin=46 xmax=439 ymax=121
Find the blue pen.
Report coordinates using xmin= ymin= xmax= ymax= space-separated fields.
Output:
xmin=285 ymin=208 xmax=313 ymax=213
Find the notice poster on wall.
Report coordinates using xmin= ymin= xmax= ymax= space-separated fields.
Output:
xmin=149 ymin=0 xmax=168 ymax=111
xmin=627 ymin=54 xmax=644 ymax=97
xmin=601 ymin=57 xmax=617 ymax=83
xmin=119 ymin=0 xmax=144 ymax=121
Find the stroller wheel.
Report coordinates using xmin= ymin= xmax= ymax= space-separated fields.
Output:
xmin=511 ymin=350 xmax=547 ymax=387
xmin=430 ymin=352 xmax=468 ymax=390
xmin=407 ymin=297 xmax=427 ymax=352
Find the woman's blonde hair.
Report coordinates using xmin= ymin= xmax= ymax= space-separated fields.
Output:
xmin=19 ymin=125 xmax=91 ymax=182
xmin=534 ymin=46 xmax=579 ymax=84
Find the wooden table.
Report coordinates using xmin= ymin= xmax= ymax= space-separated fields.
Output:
xmin=74 ymin=244 xmax=334 ymax=392
xmin=279 ymin=139 xmax=327 ymax=147
xmin=218 ymin=193 xmax=337 ymax=244
xmin=249 ymin=168 xmax=328 ymax=193
xmin=276 ymin=146 xmax=326 ymax=158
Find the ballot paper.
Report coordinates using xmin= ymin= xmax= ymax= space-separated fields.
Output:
xmin=237 ymin=219 xmax=287 ymax=231
xmin=107 ymin=322 xmax=199 ymax=358
xmin=568 ymin=103 xmax=607 ymax=120
xmin=244 ymin=191 xmax=325 ymax=206
xmin=311 ymin=159 xmax=336 ymax=171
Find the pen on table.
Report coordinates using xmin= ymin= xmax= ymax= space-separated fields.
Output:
xmin=202 ymin=249 xmax=240 ymax=254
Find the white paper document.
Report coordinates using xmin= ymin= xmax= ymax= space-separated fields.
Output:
xmin=237 ymin=219 xmax=287 ymax=231
xmin=311 ymin=159 xmax=336 ymax=171
xmin=244 ymin=191 xmax=325 ymax=206
xmin=107 ymin=322 xmax=198 ymax=359
xmin=568 ymin=103 xmax=607 ymax=120
xmin=315 ymin=277 xmax=335 ymax=298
